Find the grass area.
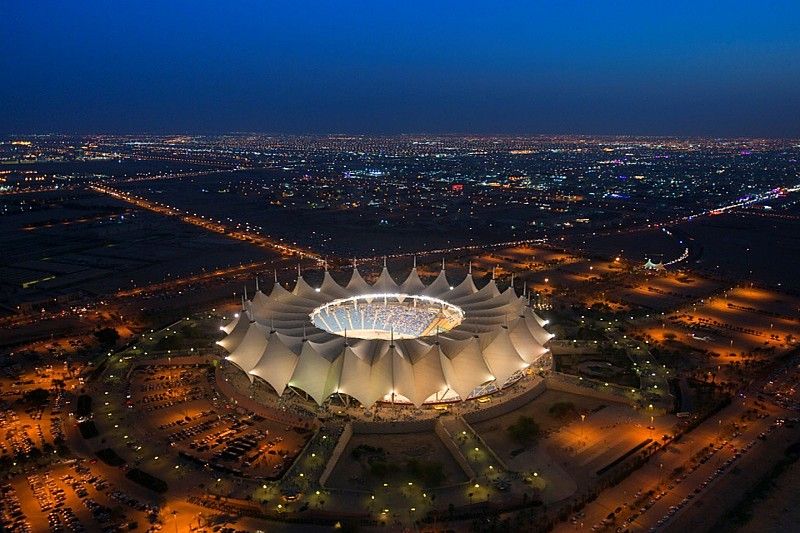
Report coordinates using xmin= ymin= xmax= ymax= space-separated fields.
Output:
xmin=95 ymin=448 xmax=126 ymax=467
xmin=77 ymin=421 xmax=99 ymax=439
xmin=328 ymin=432 xmax=467 ymax=491
xmin=126 ymin=468 xmax=168 ymax=493
xmin=350 ymin=444 xmax=448 ymax=488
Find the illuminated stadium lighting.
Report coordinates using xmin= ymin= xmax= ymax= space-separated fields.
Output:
xmin=309 ymin=293 xmax=465 ymax=340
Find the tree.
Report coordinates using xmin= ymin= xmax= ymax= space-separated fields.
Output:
xmin=155 ymin=334 xmax=182 ymax=351
xmin=94 ymin=327 xmax=120 ymax=347
xmin=406 ymin=459 xmax=446 ymax=487
xmin=22 ymin=388 xmax=50 ymax=406
xmin=508 ymin=416 xmax=540 ymax=446
xmin=548 ymin=401 xmax=578 ymax=421
xmin=369 ymin=461 xmax=390 ymax=479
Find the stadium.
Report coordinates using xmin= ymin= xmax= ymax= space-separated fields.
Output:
xmin=218 ymin=262 xmax=553 ymax=407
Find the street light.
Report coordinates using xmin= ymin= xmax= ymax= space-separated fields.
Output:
xmin=581 ymin=413 xmax=587 ymax=442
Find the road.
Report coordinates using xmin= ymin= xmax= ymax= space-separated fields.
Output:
xmin=633 ymin=409 xmax=774 ymax=530
xmin=664 ymin=418 xmax=800 ymax=531
xmin=90 ymin=183 xmax=322 ymax=261
xmin=554 ymin=395 xmax=777 ymax=532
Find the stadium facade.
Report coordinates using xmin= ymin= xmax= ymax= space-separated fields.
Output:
xmin=218 ymin=262 xmax=553 ymax=407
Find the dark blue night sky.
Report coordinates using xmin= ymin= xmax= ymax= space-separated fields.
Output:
xmin=2 ymin=1 xmax=799 ymax=136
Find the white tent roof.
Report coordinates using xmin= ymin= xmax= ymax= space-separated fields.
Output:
xmin=422 ymin=269 xmax=451 ymax=297
xmin=293 ymin=275 xmax=326 ymax=301
xmin=523 ymin=307 xmax=554 ymax=345
xmin=440 ymin=337 xmax=493 ymax=399
xmin=321 ymin=271 xmax=350 ymax=299
xmin=400 ymin=268 xmax=426 ymax=294
xmin=287 ymin=341 xmax=338 ymax=405
xmin=225 ymin=322 xmax=268 ymax=377
xmin=480 ymin=327 xmax=529 ymax=384
xmin=508 ymin=316 xmax=548 ymax=364
xmin=373 ymin=266 xmax=399 ymax=293
xmin=268 ymin=281 xmax=294 ymax=301
xmin=367 ymin=347 xmax=394 ymax=407
xmin=447 ymin=274 xmax=478 ymax=300
xmin=217 ymin=311 xmax=252 ymax=352
xmin=249 ymin=332 xmax=299 ymax=396
xmin=221 ymin=314 xmax=240 ymax=335
xmin=346 ymin=267 xmax=371 ymax=295
xmin=250 ymin=291 xmax=270 ymax=318
xmin=224 ymin=265 xmax=552 ymax=406
xmin=409 ymin=344 xmax=448 ymax=405
xmin=391 ymin=348 xmax=416 ymax=404
xmin=338 ymin=345 xmax=374 ymax=405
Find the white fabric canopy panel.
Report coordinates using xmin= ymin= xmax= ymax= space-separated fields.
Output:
xmin=220 ymin=314 xmax=240 ymax=335
xmin=217 ymin=311 xmax=251 ymax=352
xmin=217 ymin=264 xmax=552 ymax=407
xmin=249 ymin=332 xmax=299 ymax=395
xmin=225 ymin=322 xmax=268 ymax=375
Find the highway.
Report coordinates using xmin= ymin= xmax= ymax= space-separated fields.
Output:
xmin=555 ymin=393 xmax=780 ymax=532
xmin=634 ymin=408 xmax=776 ymax=531
xmin=662 ymin=417 xmax=800 ymax=531
xmin=89 ymin=183 xmax=322 ymax=261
